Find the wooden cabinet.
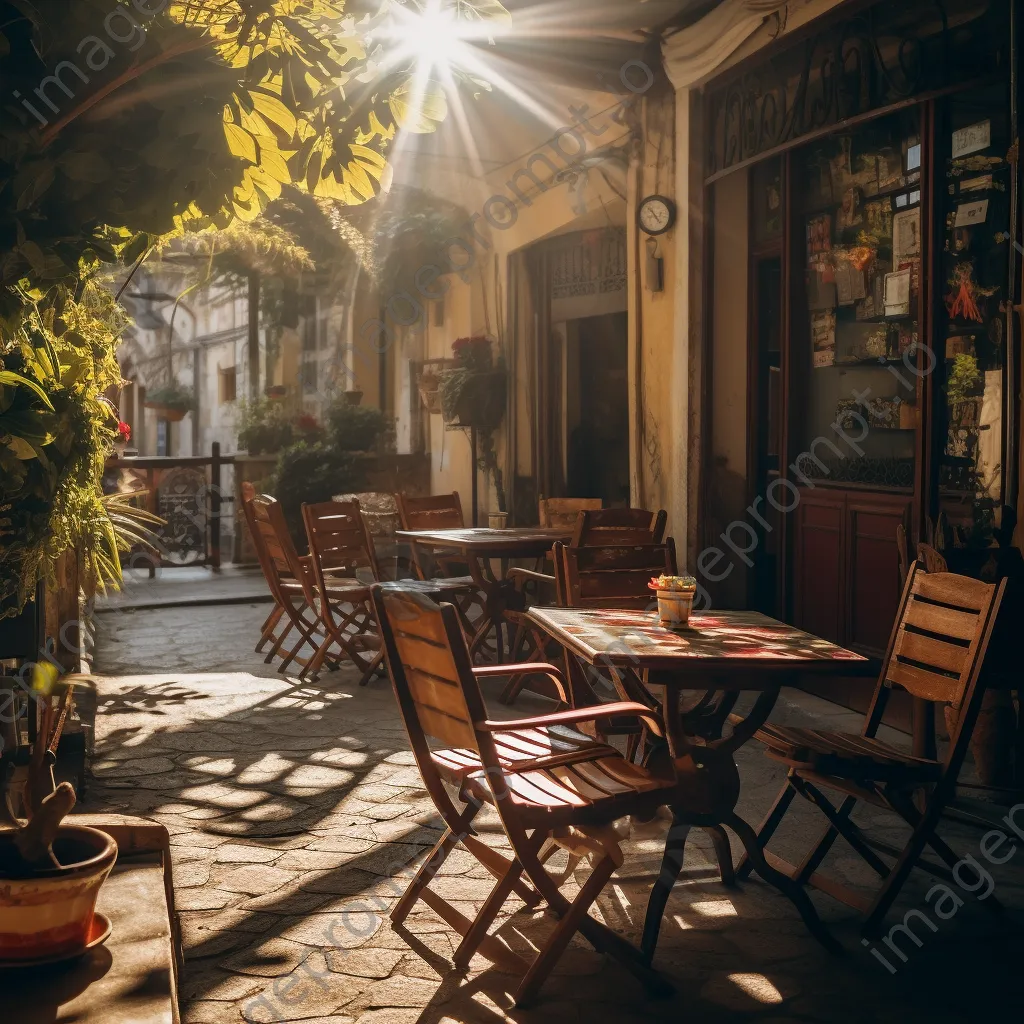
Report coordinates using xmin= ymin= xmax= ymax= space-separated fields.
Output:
xmin=793 ymin=486 xmax=911 ymax=656
xmin=792 ymin=489 xmax=845 ymax=645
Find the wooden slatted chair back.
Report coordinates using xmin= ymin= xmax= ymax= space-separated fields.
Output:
xmin=372 ymin=586 xmax=486 ymax=757
xmin=881 ymin=563 xmax=1000 ymax=715
xmin=556 ymin=541 xmax=677 ymax=610
xmin=250 ymin=494 xmax=314 ymax=603
xmin=538 ymin=497 xmax=602 ymax=530
xmin=302 ymin=500 xmax=379 ymax=582
xmin=397 ymin=492 xmax=465 ymax=531
xmin=570 ymin=507 xmax=667 ymax=547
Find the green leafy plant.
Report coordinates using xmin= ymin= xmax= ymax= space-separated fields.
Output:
xmin=269 ymin=442 xmax=365 ymax=549
xmin=236 ymin=396 xmax=294 ymax=455
xmin=0 ymin=285 xmax=136 ymax=613
xmin=946 ymin=353 xmax=983 ymax=406
xmin=327 ymin=402 xmax=394 ymax=452
xmin=145 ymin=381 xmax=195 ymax=414
xmin=269 ymin=397 xmax=393 ymax=545
xmin=438 ymin=336 xmax=507 ymax=511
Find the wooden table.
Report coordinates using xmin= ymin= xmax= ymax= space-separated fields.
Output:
xmin=527 ymin=606 xmax=871 ymax=958
xmin=395 ymin=528 xmax=571 ymax=660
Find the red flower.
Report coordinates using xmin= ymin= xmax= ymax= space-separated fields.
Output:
xmin=117 ymin=421 xmax=131 ymax=442
xmin=296 ymin=413 xmax=319 ymax=433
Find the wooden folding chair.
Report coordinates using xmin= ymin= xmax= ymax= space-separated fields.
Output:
xmin=538 ymin=497 xmax=602 ymax=529
xmin=397 ymin=490 xmax=485 ymax=636
xmin=502 ymin=541 xmax=677 ymax=711
xmin=744 ymin=562 xmax=1007 ymax=936
xmin=370 ymin=584 xmax=683 ymax=1007
xmin=504 ymin=505 xmax=662 ymax=679
xmin=570 ymin=507 xmax=668 ymax=547
xmin=302 ymin=500 xmax=384 ymax=686
xmin=396 ymin=491 xmax=473 ymax=581
xmin=246 ymin=495 xmax=332 ymax=676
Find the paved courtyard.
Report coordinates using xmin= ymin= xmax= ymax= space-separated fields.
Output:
xmin=82 ymin=599 xmax=1024 ymax=1023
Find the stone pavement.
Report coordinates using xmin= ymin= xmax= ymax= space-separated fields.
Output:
xmin=82 ymin=601 xmax=1024 ymax=1023
xmin=95 ymin=564 xmax=271 ymax=612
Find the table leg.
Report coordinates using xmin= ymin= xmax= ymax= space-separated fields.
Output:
xmin=643 ymin=682 xmax=842 ymax=959
xmin=640 ymin=815 xmax=690 ymax=961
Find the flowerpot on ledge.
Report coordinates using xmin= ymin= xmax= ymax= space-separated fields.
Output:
xmin=0 ymin=824 xmax=117 ymax=963
xmin=344 ymin=390 xmax=363 ymax=406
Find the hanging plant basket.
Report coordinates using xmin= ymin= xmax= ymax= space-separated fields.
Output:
xmin=440 ymin=368 xmax=507 ymax=430
xmin=143 ymin=401 xmax=188 ymax=422
xmin=144 ymin=384 xmax=194 ymax=422
xmin=416 ymin=359 xmax=454 ymax=414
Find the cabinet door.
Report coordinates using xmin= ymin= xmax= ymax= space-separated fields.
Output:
xmin=846 ymin=495 xmax=911 ymax=655
xmin=792 ymin=489 xmax=845 ymax=645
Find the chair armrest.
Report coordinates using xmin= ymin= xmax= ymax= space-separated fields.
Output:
xmin=473 ymin=663 xmax=569 ymax=704
xmin=507 ymin=567 xmax=555 ymax=586
xmin=479 ymin=701 xmax=664 ymax=738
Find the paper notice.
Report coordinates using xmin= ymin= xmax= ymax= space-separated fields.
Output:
xmin=952 ymin=120 xmax=991 ymax=159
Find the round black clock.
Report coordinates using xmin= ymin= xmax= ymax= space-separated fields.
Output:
xmin=638 ymin=194 xmax=676 ymax=235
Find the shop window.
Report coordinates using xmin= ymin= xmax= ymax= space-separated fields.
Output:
xmin=792 ymin=109 xmax=923 ymax=491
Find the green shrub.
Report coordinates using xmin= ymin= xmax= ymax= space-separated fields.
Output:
xmin=269 ymin=442 xmax=365 ymax=550
xmin=327 ymin=403 xmax=393 ymax=451
xmin=237 ymin=397 xmax=294 ymax=455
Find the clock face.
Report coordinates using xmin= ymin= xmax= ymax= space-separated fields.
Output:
xmin=639 ymin=195 xmax=675 ymax=235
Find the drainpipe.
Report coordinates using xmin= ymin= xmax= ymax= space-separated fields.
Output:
xmin=248 ymin=271 xmax=261 ymax=400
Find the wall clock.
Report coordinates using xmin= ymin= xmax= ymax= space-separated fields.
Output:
xmin=638 ymin=194 xmax=676 ymax=235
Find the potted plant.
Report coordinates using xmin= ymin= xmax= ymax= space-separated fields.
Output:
xmin=416 ymin=359 xmax=454 ymax=414
xmin=144 ymin=382 xmax=194 ymax=422
xmin=438 ymin=337 xmax=508 ymax=515
xmin=0 ymin=677 xmax=116 ymax=963
xmin=439 ymin=336 xmax=507 ymax=431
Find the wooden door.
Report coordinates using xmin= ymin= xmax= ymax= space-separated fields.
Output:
xmin=792 ymin=488 xmax=845 ymax=645
xmin=845 ymin=493 xmax=912 ymax=654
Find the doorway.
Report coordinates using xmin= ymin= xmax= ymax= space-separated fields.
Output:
xmin=562 ymin=311 xmax=630 ymax=506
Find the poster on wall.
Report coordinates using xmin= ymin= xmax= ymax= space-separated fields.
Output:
xmin=811 ymin=310 xmax=836 ymax=368
xmin=952 ymin=120 xmax=991 ymax=159
xmin=892 ymin=208 xmax=920 ymax=263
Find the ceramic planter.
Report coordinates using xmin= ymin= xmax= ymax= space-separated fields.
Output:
xmin=0 ymin=825 xmax=116 ymax=962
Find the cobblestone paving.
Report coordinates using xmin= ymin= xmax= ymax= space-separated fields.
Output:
xmin=84 ymin=602 xmax=1024 ymax=1023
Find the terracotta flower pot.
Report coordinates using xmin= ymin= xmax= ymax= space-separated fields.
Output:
xmin=0 ymin=825 xmax=116 ymax=962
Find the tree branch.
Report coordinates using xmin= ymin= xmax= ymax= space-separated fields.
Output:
xmin=39 ymin=36 xmax=212 ymax=148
